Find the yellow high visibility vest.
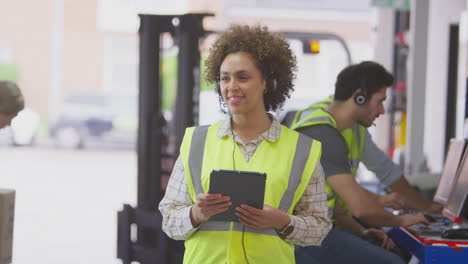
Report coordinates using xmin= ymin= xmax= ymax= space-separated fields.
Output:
xmin=180 ymin=122 xmax=321 ymax=264
xmin=290 ymin=97 xmax=365 ymax=217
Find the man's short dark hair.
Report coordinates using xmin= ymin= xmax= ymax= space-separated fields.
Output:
xmin=334 ymin=61 xmax=394 ymax=101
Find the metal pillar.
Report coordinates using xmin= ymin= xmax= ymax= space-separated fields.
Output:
xmin=445 ymin=24 xmax=459 ymax=153
xmin=172 ymin=14 xmax=204 ymax=157
xmin=405 ymin=0 xmax=430 ymax=182
xmin=117 ymin=13 xmax=212 ymax=264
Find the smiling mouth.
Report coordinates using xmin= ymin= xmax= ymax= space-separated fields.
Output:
xmin=228 ymin=96 xmax=242 ymax=104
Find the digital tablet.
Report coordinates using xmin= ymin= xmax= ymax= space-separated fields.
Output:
xmin=209 ymin=169 xmax=266 ymax=222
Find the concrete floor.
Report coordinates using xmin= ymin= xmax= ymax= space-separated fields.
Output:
xmin=1 ymin=146 xmax=137 ymax=264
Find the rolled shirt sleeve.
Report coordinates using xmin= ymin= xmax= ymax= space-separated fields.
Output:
xmin=284 ymin=162 xmax=332 ymax=246
xmin=159 ymin=156 xmax=199 ymax=240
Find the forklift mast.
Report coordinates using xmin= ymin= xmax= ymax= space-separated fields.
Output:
xmin=117 ymin=13 xmax=212 ymax=264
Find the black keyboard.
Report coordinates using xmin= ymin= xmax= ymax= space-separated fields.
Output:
xmin=407 ymin=222 xmax=450 ymax=237
xmin=407 ymin=217 xmax=468 ymax=237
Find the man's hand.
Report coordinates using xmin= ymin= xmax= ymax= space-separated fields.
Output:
xmin=423 ymin=203 xmax=443 ymax=214
xmin=377 ymin=192 xmax=407 ymax=210
xmin=190 ymin=193 xmax=231 ymax=227
xmin=362 ymin=228 xmax=396 ymax=250
xmin=399 ymin=214 xmax=430 ymax=227
xmin=235 ymin=204 xmax=290 ymax=230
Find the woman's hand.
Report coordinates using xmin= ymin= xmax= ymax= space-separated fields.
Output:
xmin=235 ymin=204 xmax=290 ymax=230
xmin=362 ymin=228 xmax=396 ymax=250
xmin=190 ymin=193 xmax=231 ymax=227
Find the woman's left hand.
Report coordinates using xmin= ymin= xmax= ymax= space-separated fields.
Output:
xmin=235 ymin=204 xmax=290 ymax=230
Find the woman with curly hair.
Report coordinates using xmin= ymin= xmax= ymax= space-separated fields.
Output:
xmin=159 ymin=24 xmax=331 ymax=263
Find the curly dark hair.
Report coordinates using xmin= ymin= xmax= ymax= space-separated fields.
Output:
xmin=204 ymin=24 xmax=297 ymax=112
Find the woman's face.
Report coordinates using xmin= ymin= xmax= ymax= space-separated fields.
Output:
xmin=219 ymin=52 xmax=266 ymax=116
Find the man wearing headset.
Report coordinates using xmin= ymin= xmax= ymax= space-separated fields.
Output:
xmin=292 ymin=61 xmax=442 ymax=264
xmin=0 ymin=81 xmax=24 ymax=129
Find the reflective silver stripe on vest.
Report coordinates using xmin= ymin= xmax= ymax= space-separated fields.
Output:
xmin=189 ymin=125 xmax=209 ymax=195
xmin=304 ymin=116 xmax=334 ymax=126
xmin=349 ymin=124 xmax=361 ymax=170
xmin=297 ymin=115 xmax=335 ymax=129
xmin=199 ymin=221 xmax=231 ymax=231
xmin=299 ymin=109 xmax=314 ymax=121
xmin=232 ymin=222 xmax=278 ymax=236
xmin=328 ymin=206 xmax=334 ymax=219
xmin=350 ymin=158 xmax=360 ymax=170
xmin=278 ymin=134 xmax=313 ymax=212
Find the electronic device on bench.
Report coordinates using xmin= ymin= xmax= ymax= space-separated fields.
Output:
xmin=406 ymin=139 xmax=468 ymax=238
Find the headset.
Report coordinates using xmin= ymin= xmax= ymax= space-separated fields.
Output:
xmin=353 ymin=65 xmax=368 ymax=105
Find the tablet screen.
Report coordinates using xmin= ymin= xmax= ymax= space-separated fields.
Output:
xmin=209 ymin=169 xmax=266 ymax=222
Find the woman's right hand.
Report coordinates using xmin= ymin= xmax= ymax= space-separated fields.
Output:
xmin=190 ymin=193 xmax=231 ymax=227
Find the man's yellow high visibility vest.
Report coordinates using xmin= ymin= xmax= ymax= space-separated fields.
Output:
xmin=290 ymin=97 xmax=366 ymax=217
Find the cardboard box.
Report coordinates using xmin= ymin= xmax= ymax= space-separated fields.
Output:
xmin=0 ymin=189 xmax=15 ymax=264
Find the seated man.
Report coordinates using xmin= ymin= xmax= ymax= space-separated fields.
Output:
xmin=292 ymin=61 xmax=441 ymax=264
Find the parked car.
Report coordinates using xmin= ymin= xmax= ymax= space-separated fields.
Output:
xmin=49 ymin=91 xmax=138 ymax=149
xmin=0 ymin=107 xmax=40 ymax=146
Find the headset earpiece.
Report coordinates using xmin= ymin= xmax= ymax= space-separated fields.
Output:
xmin=354 ymin=92 xmax=366 ymax=105
xmin=354 ymin=65 xmax=368 ymax=105
xmin=216 ymin=81 xmax=221 ymax=93
xmin=216 ymin=81 xmax=229 ymax=113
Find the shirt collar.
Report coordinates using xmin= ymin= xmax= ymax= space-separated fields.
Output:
xmin=217 ymin=114 xmax=281 ymax=143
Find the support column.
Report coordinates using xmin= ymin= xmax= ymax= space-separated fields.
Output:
xmin=405 ymin=0 xmax=430 ymax=183
xmin=372 ymin=7 xmax=395 ymax=152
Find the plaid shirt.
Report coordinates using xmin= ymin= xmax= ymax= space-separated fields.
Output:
xmin=159 ymin=116 xmax=331 ymax=246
